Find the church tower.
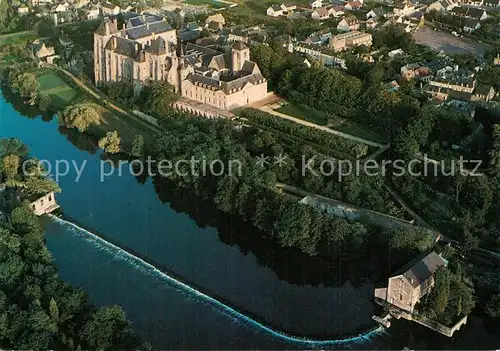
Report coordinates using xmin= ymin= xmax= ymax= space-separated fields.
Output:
xmin=93 ymin=18 xmax=118 ymax=84
xmin=231 ymin=41 xmax=250 ymax=73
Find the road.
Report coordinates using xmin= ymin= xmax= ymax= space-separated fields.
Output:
xmin=258 ymin=105 xmax=387 ymax=148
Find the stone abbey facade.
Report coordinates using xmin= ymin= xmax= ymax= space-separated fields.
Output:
xmin=93 ymin=15 xmax=268 ymax=110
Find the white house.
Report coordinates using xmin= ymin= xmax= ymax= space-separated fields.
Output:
xmin=86 ymin=4 xmax=100 ymax=19
xmin=463 ymin=18 xmax=481 ymax=33
xmin=17 ymin=6 xmax=29 ymax=14
xmin=311 ymin=6 xmax=330 ymax=19
xmin=281 ymin=2 xmax=297 ymax=12
xmin=53 ymin=2 xmax=70 ymax=12
xmin=366 ymin=8 xmax=386 ymax=19
xmin=100 ymin=1 xmax=120 ymax=15
xmin=329 ymin=5 xmax=345 ymax=17
xmin=388 ymin=48 xmax=405 ymax=58
xmin=267 ymin=4 xmax=284 ymax=16
xmin=309 ymin=0 xmax=323 ymax=9
xmin=337 ymin=16 xmax=359 ymax=31
xmin=393 ymin=0 xmax=416 ymax=16
xmin=344 ymin=0 xmax=362 ymax=10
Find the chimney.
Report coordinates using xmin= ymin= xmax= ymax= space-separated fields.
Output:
xmin=122 ymin=23 xmax=126 ymax=37
xmin=111 ymin=36 xmax=117 ymax=50
xmin=454 ymin=64 xmax=459 ymax=71
xmin=135 ymin=43 xmax=140 ymax=53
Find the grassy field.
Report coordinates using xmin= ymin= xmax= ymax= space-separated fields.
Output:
xmin=36 ymin=71 xmax=78 ymax=109
xmin=0 ymin=31 xmax=37 ymax=47
xmin=184 ymin=0 xmax=226 ymax=7
xmin=276 ymin=103 xmax=387 ymax=143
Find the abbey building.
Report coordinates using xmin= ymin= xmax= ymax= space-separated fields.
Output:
xmin=93 ymin=15 xmax=268 ymax=110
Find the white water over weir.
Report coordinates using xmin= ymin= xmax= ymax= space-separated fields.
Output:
xmin=48 ymin=214 xmax=383 ymax=347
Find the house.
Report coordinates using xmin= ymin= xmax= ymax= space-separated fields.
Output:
xmin=401 ymin=62 xmax=432 ymax=81
xmin=337 ymin=16 xmax=359 ymax=31
xmin=100 ymin=1 xmax=121 ymax=15
xmin=311 ymin=6 xmax=331 ymax=19
xmin=451 ymin=6 xmax=488 ymax=20
xmin=294 ymin=42 xmax=347 ymax=68
xmin=53 ymin=1 xmax=70 ymax=12
xmin=344 ymin=0 xmax=362 ymax=10
xmin=305 ymin=29 xmax=333 ymax=44
xmin=86 ymin=4 xmax=100 ymax=19
xmin=366 ymin=7 xmax=386 ymax=19
xmin=366 ymin=18 xmax=379 ymax=28
xmin=393 ymin=0 xmax=416 ymax=16
xmin=186 ymin=21 xmax=202 ymax=32
xmin=463 ymin=18 xmax=481 ymax=33
xmin=494 ymin=54 xmax=500 ymax=66
xmin=205 ymin=13 xmax=226 ymax=29
xmin=17 ymin=6 xmax=29 ymax=14
xmin=471 ymin=85 xmax=496 ymax=101
xmin=280 ymin=2 xmax=297 ymax=12
xmin=30 ymin=192 xmax=60 ymax=216
xmin=374 ymin=251 xmax=447 ymax=313
xmin=329 ymin=30 xmax=372 ymax=51
xmin=309 ymin=0 xmax=323 ymax=9
xmin=267 ymin=4 xmax=284 ymax=16
xmin=425 ymin=68 xmax=477 ymax=100
xmin=329 ymin=5 xmax=345 ymax=17
xmin=483 ymin=0 xmax=500 ymax=6
xmin=33 ymin=42 xmax=56 ymax=59
xmin=388 ymin=48 xmax=405 ymax=58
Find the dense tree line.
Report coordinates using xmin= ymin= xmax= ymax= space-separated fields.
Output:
xmin=3 ymin=64 xmax=52 ymax=113
xmin=148 ymin=113 xmax=428 ymax=259
xmin=421 ymin=248 xmax=475 ymax=326
xmin=0 ymin=138 xmax=143 ymax=349
xmin=240 ymin=109 xmax=368 ymax=158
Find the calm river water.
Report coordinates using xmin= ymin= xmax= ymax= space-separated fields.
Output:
xmin=0 ymin=93 xmax=498 ymax=349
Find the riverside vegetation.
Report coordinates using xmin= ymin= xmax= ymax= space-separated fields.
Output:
xmin=0 ymin=138 xmax=144 ymax=349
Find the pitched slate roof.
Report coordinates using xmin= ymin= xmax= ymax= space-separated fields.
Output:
xmin=126 ymin=20 xmax=173 ymax=40
xmin=232 ymin=41 xmax=248 ymax=51
xmin=399 ymin=251 xmax=446 ymax=287
xmin=105 ymin=36 xmax=144 ymax=61
xmin=145 ymin=36 xmax=167 ymax=55
xmin=95 ymin=18 xmax=119 ymax=35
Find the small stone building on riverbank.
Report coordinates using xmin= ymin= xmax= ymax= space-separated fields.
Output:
xmin=375 ymin=251 xmax=447 ymax=313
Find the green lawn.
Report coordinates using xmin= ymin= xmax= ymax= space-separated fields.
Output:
xmin=276 ymin=103 xmax=387 ymax=144
xmin=0 ymin=31 xmax=37 ymax=47
xmin=184 ymin=0 xmax=226 ymax=7
xmin=36 ymin=72 xmax=78 ymax=109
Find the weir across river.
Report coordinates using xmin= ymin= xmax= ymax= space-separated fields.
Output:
xmin=48 ymin=214 xmax=383 ymax=347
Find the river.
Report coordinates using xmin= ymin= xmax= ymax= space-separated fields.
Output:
xmin=1 ymin=93 xmax=499 ymax=349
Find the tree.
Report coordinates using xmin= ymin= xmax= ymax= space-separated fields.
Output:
xmin=485 ymin=293 xmax=500 ymax=318
xmin=0 ymin=138 xmax=29 ymax=158
xmin=1 ymin=154 xmax=20 ymax=180
xmin=15 ymin=73 xmax=39 ymax=100
xmin=24 ymin=177 xmax=61 ymax=197
xmin=131 ymin=134 xmax=144 ymax=157
xmin=49 ymin=298 xmax=59 ymax=323
xmin=60 ymin=105 xmax=101 ymax=132
xmin=81 ymin=306 xmax=136 ymax=350
xmin=37 ymin=94 xmax=51 ymax=112
xmin=98 ymin=131 xmax=121 ymax=154
xmin=143 ymin=81 xmax=178 ymax=117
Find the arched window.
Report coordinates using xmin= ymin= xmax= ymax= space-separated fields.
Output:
xmin=32 ymin=204 xmax=36 ymax=210
xmin=41 ymin=199 xmax=44 ymax=206
xmin=49 ymin=195 xmax=52 ymax=202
